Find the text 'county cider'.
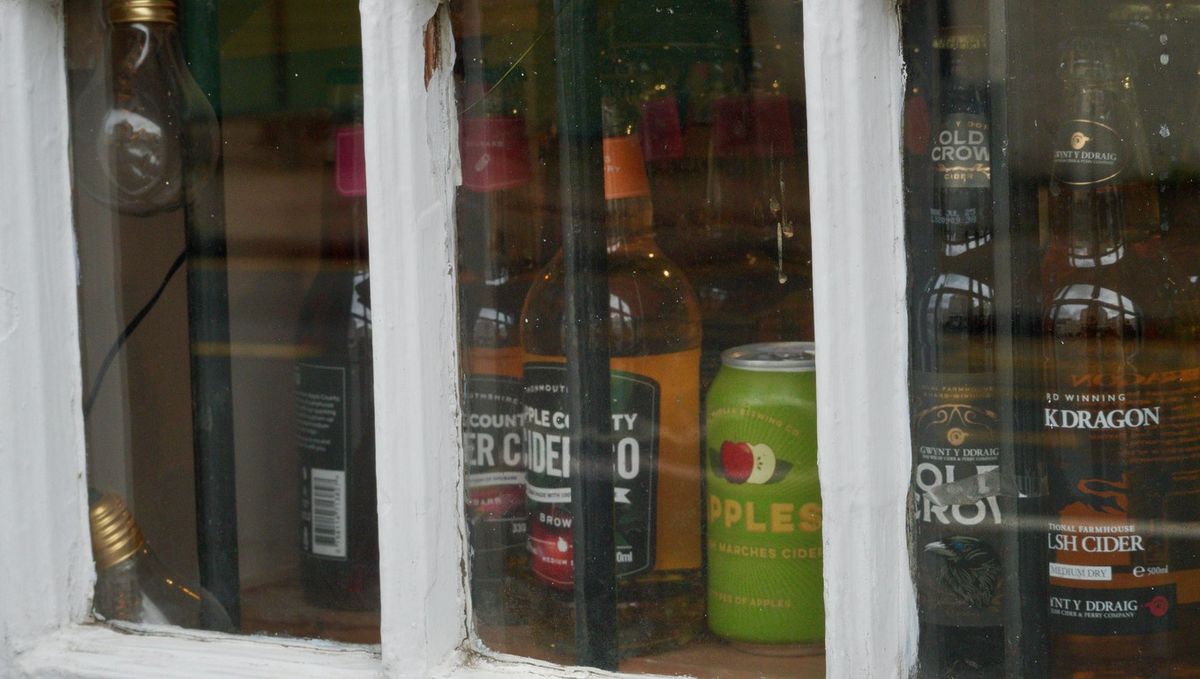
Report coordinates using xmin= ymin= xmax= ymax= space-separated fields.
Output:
xmin=456 ymin=73 xmax=541 ymax=629
xmin=519 ymin=95 xmax=703 ymax=655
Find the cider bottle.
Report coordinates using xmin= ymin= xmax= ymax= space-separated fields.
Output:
xmin=910 ymin=6 xmax=1004 ymax=676
xmin=687 ymin=62 xmax=810 ymax=390
xmin=1040 ymin=38 xmax=1200 ymax=676
xmin=456 ymin=74 xmax=540 ymax=630
xmin=520 ymin=97 xmax=704 ymax=656
xmin=295 ymin=74 xmax=378 ymax=610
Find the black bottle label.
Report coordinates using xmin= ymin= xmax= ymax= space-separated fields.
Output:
xmin=1052 ymin=119 xmax=1128 ymax=186
xmin=523 ymin=363 xmax=660 ymax=588
xmin=911 ymin=371 xmax=1004 ymax=627
xmin=931 ymin=112 xmax=991 ymax=190
xmin=463 ymin=374 xmax=527 ymax=552
xmin=297 ymin=361 xmax=349 ymax=560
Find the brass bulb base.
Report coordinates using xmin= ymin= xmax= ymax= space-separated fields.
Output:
xmin=109 ymin=0 xmax=177 ymax=25
xmin=89 ymin=493 xmax=146 ymax=570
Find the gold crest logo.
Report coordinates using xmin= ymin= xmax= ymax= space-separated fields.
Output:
xmin=1070 ymin=132 xmax=1091 ymax=150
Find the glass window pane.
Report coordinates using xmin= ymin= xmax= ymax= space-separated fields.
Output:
xmin=905 ymin=1 xmax=1200 ymax=676
xmin=67 ymin=0 xmax=378 ymax=642
xmin=453 ymin=1 xmax=821 ymax=674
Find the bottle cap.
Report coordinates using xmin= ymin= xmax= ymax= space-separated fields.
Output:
xmin=640 ymin=95 xmax=684 ymax=163
xmin=89 ymin=493 xmax=146 ymax=570
xmin=336 ymin=126 xmax=368 ymax=197
xmin=1059 ymin=36 xmax=1125 ymax=84
xmin=109 ymin=0 xmax=177 ymax=24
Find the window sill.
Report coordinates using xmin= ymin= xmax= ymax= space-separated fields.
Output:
xmin=13 ymin=624 xmax=382 ymax=679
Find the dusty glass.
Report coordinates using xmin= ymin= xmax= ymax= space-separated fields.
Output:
xmin=452 ymin=0 xmax=821 ymax=675
xmin=67 ymin=0 xmax=379 ymax=642
xmin=905 ymin=1 xmax=1200 ymax=676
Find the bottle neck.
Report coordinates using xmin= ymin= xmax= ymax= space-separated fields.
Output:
xmin=603 ymin=134 xmax=655 ymax=250
xmin=939 ymin=223 xmax=993 ymax=260
xmin=1066 ymin=82 xmax=1119 ymax=125
xmin=1054 ymin=188 xmax=1128 ymax=268
xmin=322 ymin=123 xmax=370 ymax=265
xmin=1051 ymin=78 xmax=1132 ymax=268
xmin=940 ymin=81 xmax=988 ymax=116
xmin=462 ymin=185 xmax=537 ymax=283
xmin=459 ymin=113 xmax=536 ymax=282
xmin=606 ymin=193 xmax=655 ymax=251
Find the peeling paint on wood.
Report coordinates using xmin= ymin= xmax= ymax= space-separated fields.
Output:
xmin=424 ymin=9 xmax=443 ymax=89
xmin=0 ymin=1 xmax=92 ymax=675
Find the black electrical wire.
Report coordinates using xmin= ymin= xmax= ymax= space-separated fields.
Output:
xmin=82 ymin=249 xmax=188 ymax=417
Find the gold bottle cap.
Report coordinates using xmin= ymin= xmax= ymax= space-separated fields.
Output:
xmin=89 ymin=493 xmax=146 ymax=570
xmin=108 ymin=0 xmax=177 ymax=25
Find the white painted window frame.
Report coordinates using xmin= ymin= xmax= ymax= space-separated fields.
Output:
xmin=0 ymin=0 xmax=912 ymax=677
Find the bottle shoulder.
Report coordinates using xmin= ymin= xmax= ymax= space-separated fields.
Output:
xmin=521 ymin=245 xmax=702 ymax=356
xmin=1042 ymin=250 xmax=1200 ymax=342
xmin=459 ymin=269 xmax=538 ymax=350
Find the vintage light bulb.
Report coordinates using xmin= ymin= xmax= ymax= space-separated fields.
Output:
xmin=74 ymin=0 xmax=219 ymax=216
xmin=90 ymin=492 xmax=234 ymax=632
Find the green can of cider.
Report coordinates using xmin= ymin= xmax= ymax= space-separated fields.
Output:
xmin=705 ymin=342 xmax=822 ymax=654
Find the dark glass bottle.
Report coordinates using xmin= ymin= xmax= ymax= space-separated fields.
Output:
xmin=910 ymin=6 xmax=1003 ymax=676
xmin=685 ymin=62 xmax=811 ymax=390
xmin=456 ymin=74 xmax=540 ymax=631
xmin=1040 ymin=39 xmax=1200 ymax=677
xmin=520 ymin=97 xmax=704 ymax=656
xmin=295 ymin=74 xmax=378 ymax=611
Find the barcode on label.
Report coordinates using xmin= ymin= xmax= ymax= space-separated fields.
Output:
xmin=311 ymin=469 xmax=347 ymax=558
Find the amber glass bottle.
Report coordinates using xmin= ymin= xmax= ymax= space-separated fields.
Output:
xmin=1040 ymin=39 xmax=1200 ymax=677
xmin=910 ymin=6 xmax=1003 ymax=677
xmin=457 ymin=76 xmax=540 ymax=630
xmin=295 ymin=75 xmax=378 ymax=611
xmin=520 ymin=98 xmax=704 ymax=656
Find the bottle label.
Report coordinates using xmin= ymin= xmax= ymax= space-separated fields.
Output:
xmin=1042 ymin=364 xmax=1200 ymax=636
xmin=911 ymin=371 xmax=1004 ymax=627
xmin=461 ymin=116 xmax=532 ymax=192
xmin=931 ymin=112 xmax=990 ymax=189
xmin=297 ymin=362 xmax=350 ymax=560
xmin=1048 ymin=584 xmax=1175 ymax=635
xmin=463 ymin=374 xmax=527 ymax=552
xmin=603 ymin=136 xmax=651 ymax=200
xmin=933 ymin=28 xmax=987 ymax=51
xmin=336 ymin=125 xmax=367 ymax=197
xmin=1052 ymin=119 xmax=1128 ymax=186
xmin=640 ymin=95 xmax=684 ymax=163
xmin=523 ymin=363 xmax=661 ymax=587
